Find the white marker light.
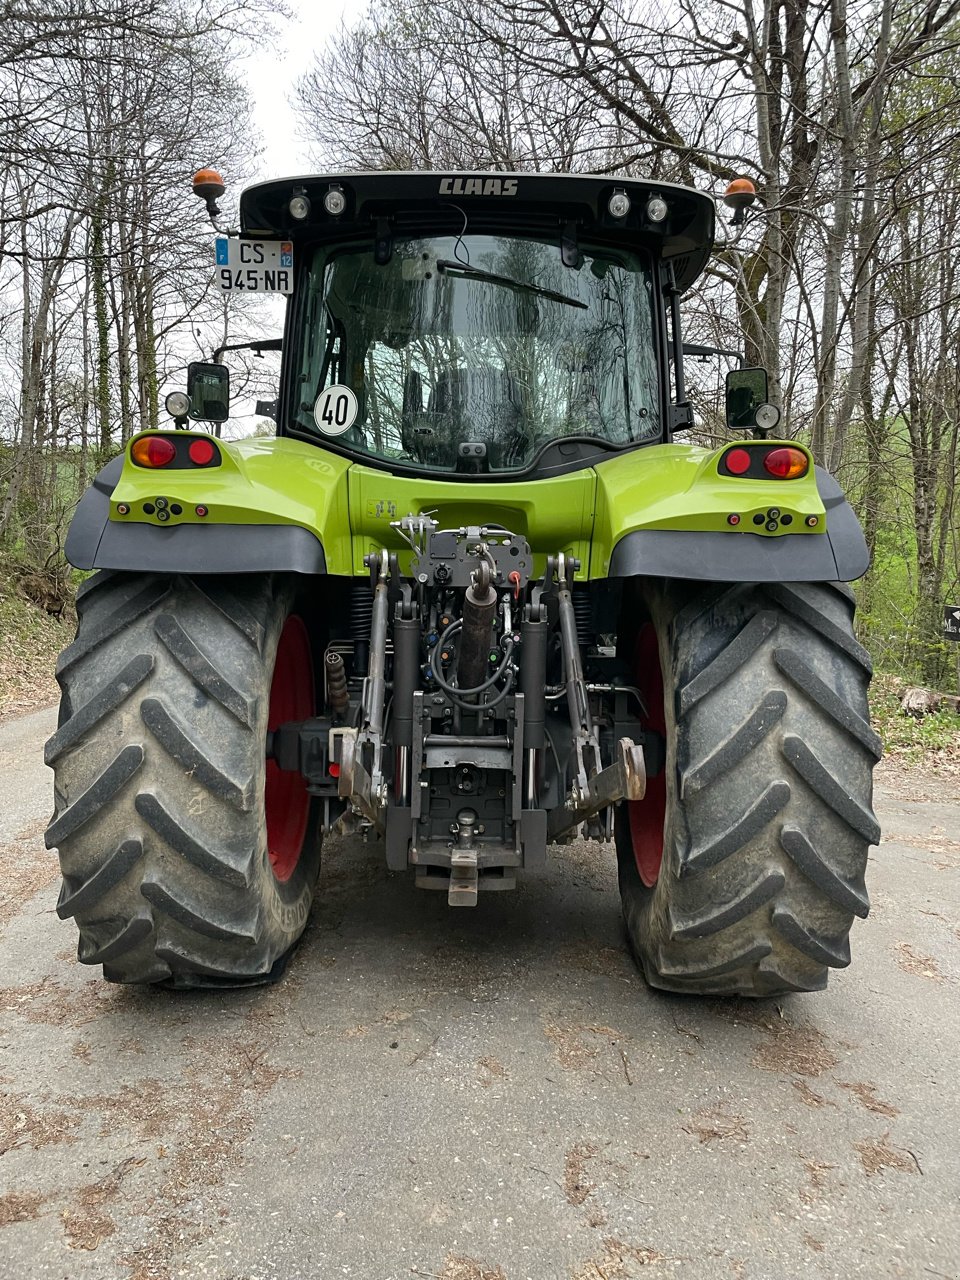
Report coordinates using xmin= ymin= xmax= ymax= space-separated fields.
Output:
xmin=608 ymin=190 xmax=631 ymax=219
xmin=165 ymin=391 xmax=190 ymax=418
xmin=755 ymin=402 xmax=782 ymax=431
xmin=289 ymin=194 xmax=311 ymax=220
xmin=646 ymin=196 xmax=669 ymax=223
xmin=323 ymin=187 xmax=347 ymax=216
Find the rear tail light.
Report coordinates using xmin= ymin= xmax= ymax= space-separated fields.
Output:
xmin=130 ymin=433 xmax=221 ymax=469
xmin=724 ymin=448 xmax=752 ymax=475
xmin=188 ymin=437 xmax=216 ymax=465
xmin=131 ymin=436 xmax=177 ymax=468
xmin=720 ymin=444 xmax=810 ymax=479
xmin=763 ymin=447 xmax=808 ymax=479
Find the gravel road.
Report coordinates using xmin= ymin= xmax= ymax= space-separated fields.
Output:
xmin=1 ymin=704 xmax=958 ymax=1280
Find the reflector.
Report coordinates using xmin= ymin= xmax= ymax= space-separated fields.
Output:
xmin=188 ymin=438 xmax=216 ymax=466
xmin=724 ymin=448 xmax=752 ymax=475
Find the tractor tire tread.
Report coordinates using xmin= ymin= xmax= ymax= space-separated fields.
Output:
xmin=45 ymin=745 xmax=144 ymax=846
xmin=773 ymin=647 xmax=882 ymax=758
xmin=772 ymin=905 xmax=852 ymax=968
xmin=77 ymin=910 xmax=154 ymax=966
xmin=681 ymin=690 xmax=786 ymax=795
xmin=140 ymin=877 xmax=259 ymax=943
xmin=57 ymin=578 xmax=171 ymax=676
xmin=766 ymin=582 xmax=872 ymax=672
xmin=139 ymin=696 xmax=253 ymax=810
xmin=191 ymin=579 xmax=268 ymax=653
xmin=678 ymin=611 xmax=779 ymax=715
xmin=57 ymin=838 xmax=145 ymax=920
xmin=618 ymin=580 xmax=878 ymax=998
xmin=134 ymin=792 xmax=252 ymax=888
xmin=46 ymin=572 xmax=321 ymax=986
xmin=781 ymin=734 xmax=881 ymax=843
xmin=681 ymin=780 xmax=790 ymax=875
xmin=669 ymin=869 xmax=785 ymax=939
xmin=155 ymin=613 xmax=254 ymax=727
xmin=45 ymin=654 xmax=155 ymax=765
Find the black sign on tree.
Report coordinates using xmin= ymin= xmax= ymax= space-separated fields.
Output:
xmin=945 ymin=608 xmax=960 ymax=699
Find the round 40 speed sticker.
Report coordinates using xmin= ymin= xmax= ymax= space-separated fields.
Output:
xmin=314 ymin=385 xmax=358 ymax=435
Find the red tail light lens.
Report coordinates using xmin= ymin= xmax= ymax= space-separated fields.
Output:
xmin=188 ymin=437 xmax=216 ymax=466
xmin=724 ymin=447 xmax=752 ymax=475
xmin=763 ymin=447 xmax=808 ymax=479
xmin=131 ymin=435 xmax=176 ymax=468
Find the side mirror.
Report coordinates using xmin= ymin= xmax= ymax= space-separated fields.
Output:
xmin=725 ymin=367 xmax=781 ymax=434
xmin=187 ymin=362 xmax=230 ymax=424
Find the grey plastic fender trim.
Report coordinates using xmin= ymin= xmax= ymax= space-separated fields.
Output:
xmin=64 ymin=458 xmax=327 ymax=575
xmin=606 ymin=467 xmax=870 ymax=583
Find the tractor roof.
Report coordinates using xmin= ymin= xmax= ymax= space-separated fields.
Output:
xmin=239 ymin=171 xmax=715 ymax=292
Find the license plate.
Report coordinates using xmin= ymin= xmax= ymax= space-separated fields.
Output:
xmin=215 ymin=238 xmax=294 ymax=293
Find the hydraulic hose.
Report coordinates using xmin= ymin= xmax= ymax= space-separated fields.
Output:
xmin=429 ymin=618 xmax=515 ymax=700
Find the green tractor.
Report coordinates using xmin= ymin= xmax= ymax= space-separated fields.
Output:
xmin=45 ymin=169 xmax=880 ymax=996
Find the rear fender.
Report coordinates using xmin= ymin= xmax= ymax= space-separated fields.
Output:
xmin=65 ymin=434 xmax=354 ymax=575
xmin=595 ymin=446 xmax=868 ymax=583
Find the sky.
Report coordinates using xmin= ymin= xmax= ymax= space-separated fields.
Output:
xmin=244 ymin=0 xmax=353 ymax=179
xmin=205 ymin=0 xmax=353 ymax=435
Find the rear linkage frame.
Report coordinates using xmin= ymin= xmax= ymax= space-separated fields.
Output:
xmin=268 ymin=517 xmax=647 ymax=906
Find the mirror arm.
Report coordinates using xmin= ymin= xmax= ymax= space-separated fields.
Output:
xmin=682 ymin=342 xmax=744 ymax=368
xmin=212 ymin=336 xmax=283 ymax=363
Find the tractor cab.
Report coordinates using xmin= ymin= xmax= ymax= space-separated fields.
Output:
xmin=235 ymin=172 xmax=715 ymax=472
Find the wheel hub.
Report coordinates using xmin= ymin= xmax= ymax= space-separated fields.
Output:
xmin=627 ymin=623 xmax=666 ymax=887
xmin=265 ymin=615 xmax=314 ymax=882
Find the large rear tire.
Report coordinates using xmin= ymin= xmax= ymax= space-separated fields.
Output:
xmin=616 ymin=580 xmax=881 ymax=997
xmin=45 ymin=572 xmax=322 ymax=987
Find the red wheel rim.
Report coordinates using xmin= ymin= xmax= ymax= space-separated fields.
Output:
xmin=265 ymin=615 xmax=314 ymax=882
xmin=627 ymin=623 xmax=666 ymax=887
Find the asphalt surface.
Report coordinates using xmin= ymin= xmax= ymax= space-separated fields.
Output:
xmin=1 ymin=703 xmax=958 ymax=1280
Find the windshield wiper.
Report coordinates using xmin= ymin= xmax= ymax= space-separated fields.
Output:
xmin=436 ymin=260 xmax=588 ymax=310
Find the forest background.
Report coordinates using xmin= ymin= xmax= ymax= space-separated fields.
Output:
xmin=1 ymin=0 xmax=959 ymax=730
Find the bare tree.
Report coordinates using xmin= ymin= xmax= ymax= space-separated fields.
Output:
xmin=0 ymin=0 xmax=272 ymax=564
xmin=295 ymin=0 xmax=960 ymax=684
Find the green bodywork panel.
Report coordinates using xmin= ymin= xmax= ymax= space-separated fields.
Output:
xmin=346 ymin=466 xmax=596 ymax=579
xmin=110 ymin=432 xmax=826 ymax=578
xmin=111 ymin=434 xmax=354 ymax=573
xmin=591 ymin=442 xmax=824 ymax=576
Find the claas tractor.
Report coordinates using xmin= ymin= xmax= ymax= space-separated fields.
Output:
xmin=45 ymin=169 xmax=880 ymax=996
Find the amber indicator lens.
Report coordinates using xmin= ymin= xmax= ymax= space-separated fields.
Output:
xmin=724 ymin=448 xmax=752 ymax=475
xmin=131 ymin=436 xmax=177 ymax=468
xmin=763 ymin=447 xmax=808 ymax=479
xmin=188 ymin=437 xmax=216 ymax=466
